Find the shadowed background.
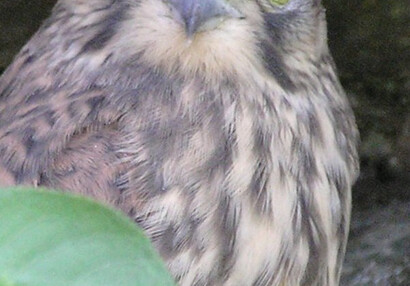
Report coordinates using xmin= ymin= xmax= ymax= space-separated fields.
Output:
xmin=0 ymin=0 xmax=409 ymax=284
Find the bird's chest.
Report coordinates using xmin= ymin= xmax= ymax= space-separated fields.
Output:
xmin=127 ymin=88 xmax=347 ymax=285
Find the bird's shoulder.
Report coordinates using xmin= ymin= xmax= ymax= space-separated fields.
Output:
xmin=0 ymin=41 xmax=136 ymax=189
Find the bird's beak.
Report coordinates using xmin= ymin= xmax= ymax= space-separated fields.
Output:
xmin=168 ymin=0 xmax=243 ymax=37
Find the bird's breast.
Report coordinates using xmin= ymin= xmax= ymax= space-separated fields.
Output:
xmin=120 ymin=76 xmax=353 ymax=285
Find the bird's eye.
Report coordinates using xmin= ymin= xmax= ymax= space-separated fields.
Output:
xmin=269 ymin=0 xmax=290 ymax=5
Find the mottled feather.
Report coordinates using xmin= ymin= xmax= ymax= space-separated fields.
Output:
xmin=0 ymin=0 xmax=359 ymax=285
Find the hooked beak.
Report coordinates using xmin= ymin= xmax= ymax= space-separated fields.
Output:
xmin=168 ymin=0 xmax=243 ymax=37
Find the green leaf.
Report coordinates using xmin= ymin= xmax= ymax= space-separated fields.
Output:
xmin=0 ymin=188 xmax=175 ymax=286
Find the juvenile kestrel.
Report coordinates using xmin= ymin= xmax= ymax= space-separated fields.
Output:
xmin=0 ymin=0 xmax=359 ymax=285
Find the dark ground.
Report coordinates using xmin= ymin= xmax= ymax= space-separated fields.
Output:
xmin=343 ymin=170 xmax=409 ymax=285
xmin=1 ymin=1 xmax=409 ymax=285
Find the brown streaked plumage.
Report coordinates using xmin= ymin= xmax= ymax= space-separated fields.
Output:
xmin=0 ymin=0 xmax=359 ymax=285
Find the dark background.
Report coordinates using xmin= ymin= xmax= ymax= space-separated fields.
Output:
xmin=0 ymin=1 xmax=409 ymax=284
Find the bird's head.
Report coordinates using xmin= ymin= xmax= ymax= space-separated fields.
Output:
xmin=52 ymin=0 xmax=330 ymax=85
xmin=163 ymin=0 xmax=324 ymax=39
xmin=119 ymin=0 xmax=326 ymax=77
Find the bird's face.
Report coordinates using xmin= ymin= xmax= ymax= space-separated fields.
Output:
xmin=105 ymin=0 xmax=327 ymax=83
xmin=165 ymin=0 xmax=318 ymax=37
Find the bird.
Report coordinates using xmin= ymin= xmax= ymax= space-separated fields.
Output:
xmin=0 ymin=0 xmax=359 ymax=285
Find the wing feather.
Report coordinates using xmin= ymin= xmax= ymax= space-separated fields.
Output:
xmin=0 ymin=48 xmax=130 ymax=208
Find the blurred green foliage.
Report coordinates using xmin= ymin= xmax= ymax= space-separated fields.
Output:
xmin=0 ymin=188 xmax=176 ymax=286
xmin=324 ymin=0 xmax=409 ymax=144
xmin=0 ymin=0 xmax=55 ymax=72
